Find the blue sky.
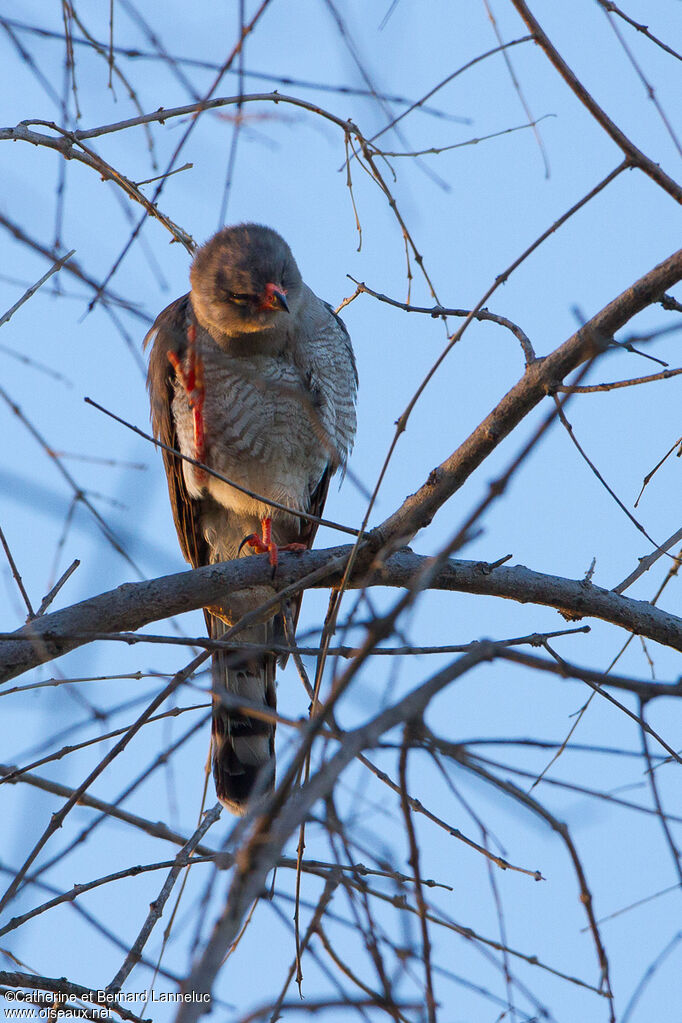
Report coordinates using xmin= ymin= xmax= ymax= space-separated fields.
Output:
xmin=1 ymin=2 xmax=681 ymax=1020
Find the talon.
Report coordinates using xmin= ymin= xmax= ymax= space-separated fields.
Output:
xmin=238 ymin=532 xmax=268 ymax=556
xmin=238 ymin=517 xmax=308 ymax=570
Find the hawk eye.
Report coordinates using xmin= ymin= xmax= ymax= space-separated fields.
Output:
xmin=228 ymin=292 xmax=252 ymax=306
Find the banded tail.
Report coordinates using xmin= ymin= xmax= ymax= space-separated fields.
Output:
xmin=209 ymin=614 xmax=277 ymax=814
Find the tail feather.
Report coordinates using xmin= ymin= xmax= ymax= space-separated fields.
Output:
xmin=210 ymin=614 xmax=277 ymax=815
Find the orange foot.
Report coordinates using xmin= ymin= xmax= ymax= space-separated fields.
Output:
xmin=239 ymin=516 xmax=307 ymax=569
xmin=167 ymin=323 xmax=206 ymax=483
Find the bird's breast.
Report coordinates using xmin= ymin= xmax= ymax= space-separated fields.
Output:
xmin=175 ymin=349 xmax=330 ymax=517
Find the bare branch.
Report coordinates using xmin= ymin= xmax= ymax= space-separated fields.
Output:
xmin=556 ymin=366 xmax=682 ymax=392
xmin=595 ymin=1 xmax=682 ymax=63
xmin=375 ymin=246 xmax=682 ymax=547
xmin=0 ymin=122 xmax=193 ymax=249
xmin=34 ymin=559 xmax=80 ymax=617
xmin=615 ymin=525 xmax=682 ymax=594
xmin=0 ymin=523 xmax=34 ymax=618
xmin=346 ymin=277 xmax=536 ymax=365
xmin=0 ymin=972 xmax=148 ymax=1023
xmin=173 ymin=645 xmax=497 ymax=1023
xmin=510 ymin=0 xmax=682 ymax=203
xmin=106 ymin=804 xmax=222 ymax=993
xmin=0 ymin=248 xmax=75 ymax=327
xmin=0 ymin=654 xmax=208 ymax=914
xmin=4 ymin=548 xmax=682 ymax=682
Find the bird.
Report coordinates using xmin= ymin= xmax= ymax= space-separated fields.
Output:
xmin=145 ymin=223 xmax=357 ymax=814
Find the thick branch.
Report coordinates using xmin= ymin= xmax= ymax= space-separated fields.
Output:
xmin=373 ymin=247 xmax=682 ymax=547
xmin=174 ymin=645 xmax=495 ymax=1023
xmin=0 ymin=122 xmax=193 ymax=249
xmin=0 ymin=973 xmax=146 ymax=1023
xmin=2 ymin=548 xmax=682 ymax=683
xmin=510 ymin=0 xmax=682 ymax=204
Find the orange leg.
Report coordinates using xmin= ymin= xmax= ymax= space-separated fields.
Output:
xmin=167 ymin=323 xmax=207 ymax=483
xmin=239 ymin=516 xmax=307 ymax=569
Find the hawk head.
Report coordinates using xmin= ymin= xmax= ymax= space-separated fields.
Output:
xmin=189 ymin=223 xmax=303 ymax=337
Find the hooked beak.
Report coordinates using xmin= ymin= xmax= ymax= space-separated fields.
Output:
xmin=261 ymin=282 xmax=289 ymax=312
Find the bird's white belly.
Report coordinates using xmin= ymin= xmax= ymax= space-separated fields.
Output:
xmin=206 ymin=459 xmax=316 ymax=521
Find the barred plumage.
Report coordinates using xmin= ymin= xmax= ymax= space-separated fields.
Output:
xmin=145 ymin=224 xmax=357 ymax=813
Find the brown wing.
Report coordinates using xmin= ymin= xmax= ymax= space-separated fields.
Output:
xmin=144 ymin=294 xmax=210 ymax=570
xmin=284 ymin=302 xmax=355 ymax=644
xmin=278 ymin=462 xmax=332 ymax=653
xmin=300 ymin=465 xmax=331 ymax=550
xmin=299 ymin=299 xmax=354 ymax=550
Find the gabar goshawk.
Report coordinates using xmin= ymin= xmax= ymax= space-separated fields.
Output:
xmin=145 ymin=223 xmax=357 ymax=813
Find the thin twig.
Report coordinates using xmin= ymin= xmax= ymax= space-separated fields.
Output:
xmin=556 ymin=366 xmax=682 ymax=393
xmin=614 ymin=525 xmax=682 ymax=594
xmin=0 ymin=249 xmax=75 ymax=327
xmin=398 ymin=726 xmax=437 ymax=1022
xmin=346 ymin=277 xmax=536 ymax=365
xmin=106 ymin=804 xmax=222 ymax=993
xmin=510 ymin=0 xmax=682 ymax=203
xmin=0 ymin=523 xmax=34 ymax=618
xmin=85 ymin=396 xmax=360 ymax=537
xmin=0 ymin=653 xmax=208 ymax=915
xmin=595 ymin=0 xmax=682 ymax=62
xmin=34 ymin=559 xmax=80 ymax=617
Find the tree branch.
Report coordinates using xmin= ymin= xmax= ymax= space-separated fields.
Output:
xmin=0 ymin=972 xmax=148 ymax=1023
xmin=373 ymin=246 xmax=682 ymax=547
xmin=174 ymin=645 xmax=497 ymax=1023
xmin=510 ymin=0 xmax=682 ymax=204
xmin=3 ymin=548 xmax=682 ymax=682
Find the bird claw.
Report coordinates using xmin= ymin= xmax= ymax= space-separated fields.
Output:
xmin=238 ymin=532 xmax=270 ymax=557
xmin=238 ymin=518 xmax=307 ymax=573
